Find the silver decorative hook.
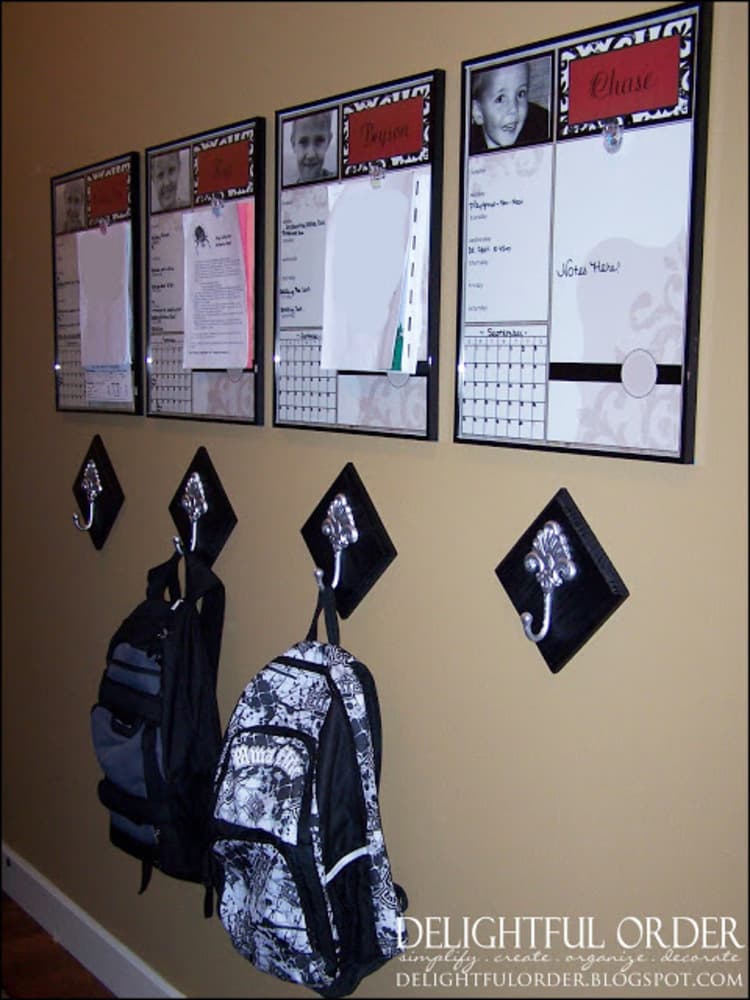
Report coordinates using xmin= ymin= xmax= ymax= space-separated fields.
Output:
xmin=73 ymin=460 xmax=102 ymax=532
xmin=520 ymin=520 xmax=577 ymax=643
xmin=173 ymin=472 xmax=208 ymax=554
xmin=316 ymin=493 xmax=358 ymax=590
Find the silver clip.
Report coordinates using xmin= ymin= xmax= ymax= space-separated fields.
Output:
xmin=73 ymin=460 xmax=103 ymax=532
xmin=520 ymin=520 xmax=577 ymax=643
xmin=601 ymin=118 xmax=623 ymax=154
xmin=173 ymin=472 xmax=208 ymax=554
xmin=368 ymin=162 xmax=386 ymax=189
xmin=316 ymin=493 xmax=358 ymax=590
xmin=211 ymin=194 xmax=224 ymax=217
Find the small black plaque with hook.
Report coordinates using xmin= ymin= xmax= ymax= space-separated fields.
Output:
xmin=495 ymin=488 xmax=629 ymax=673
xmin=168 ymin=446 xmax=237 ymax=567
xmin=301 ymin=462 xmax=396 ymax=618
xmin=71 ymin=434 xmax=124 ymax=550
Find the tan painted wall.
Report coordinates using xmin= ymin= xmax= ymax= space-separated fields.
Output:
xmin=2 ymin=3 xmax=747 ymax=997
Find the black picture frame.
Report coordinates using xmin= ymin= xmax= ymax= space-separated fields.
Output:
xmin=145 ymin=117 xmax=265 ymax=425
xmin=273 ymin=69 xmax=445 ymax=440
xmin=455 ymin=2 xmax=712 ymax=462
xmin=51 ymin=152 xmax=142 ymax=414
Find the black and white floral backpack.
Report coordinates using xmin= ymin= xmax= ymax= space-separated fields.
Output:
xmin=209 ymin=585 xmax=407 ymax=998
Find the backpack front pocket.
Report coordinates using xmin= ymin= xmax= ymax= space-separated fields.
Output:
xmin=213 ymin=727 xmax=314 ymax=844
xmin=91 ymin=702 xmax=166 ymax=847
xmin=213 ymin=837 xmax=335 ymax=988
xmin=212 ymin=726 xmax=338 ymax=984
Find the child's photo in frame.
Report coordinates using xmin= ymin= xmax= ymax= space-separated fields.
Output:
xmin=282 ymin=108 xmax=339 ymax=186
xmin=56 ymin=177 xmax=86 ymax=234
xmin=469 ymin=55 xmax=552 ymax=154
xmin=150 ymin=147 xmax=191 ymax=212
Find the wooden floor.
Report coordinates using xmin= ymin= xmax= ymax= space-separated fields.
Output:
xmin=1 ymin=893 xmax=115 ymax=999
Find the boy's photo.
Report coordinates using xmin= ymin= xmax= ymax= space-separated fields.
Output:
xmin=283 ymin=109 xmax=338 ymax=186
xmin=56 ymin=177 xmax=86 ymax=234
xmin=151 ymin=147 xmax=191 ymax=212
xmin=469 ymin=55 xmax=552 ymax=154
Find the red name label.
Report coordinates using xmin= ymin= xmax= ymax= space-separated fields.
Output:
xmin=197 ymin=141 xmax=250 ymax=194
xmin=568 ymin=35 xmax=680 ymax=125
xmin=89 ymin=172 xmax=129 ymax=218
xmin=347 ymin=96 xmax=424 ymax=165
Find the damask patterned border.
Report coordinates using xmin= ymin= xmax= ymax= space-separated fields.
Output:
xmin=558 ymin=10 xmax=697 ymax=140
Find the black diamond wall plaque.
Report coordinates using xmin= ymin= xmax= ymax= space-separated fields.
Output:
xmin=496 ymin=487 xmax=629 ymax=673
xmin=301 ymin=462 xmax=396 ymax=619
xmin=169 ymin=446 xmax=237 ymax=568
xmin=71 ymin=434 xmax=124 ymax=550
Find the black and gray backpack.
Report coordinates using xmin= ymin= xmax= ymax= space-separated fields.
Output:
xmin=209 ymin=585 xmax=407 ymax=997
xmin=91 ymin=550 xmax=225 ymax=914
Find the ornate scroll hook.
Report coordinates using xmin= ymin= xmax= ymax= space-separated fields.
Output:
xmin=73 ymin=460 xmax=103 ymax=532
xmin=315 ymin=493 xmax=359 ymax=590
xmin=173 ymin=472 xmax=208 ymax=554
xmin=520 ymin=521 xmax=577 ymax=643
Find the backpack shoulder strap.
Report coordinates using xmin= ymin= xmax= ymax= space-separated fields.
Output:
xmin=183 ymin=552 xmax=225 ymax=681
xmin=146 ymin=550 xmax=182 ymax=604
xmin=306 ymin=584 xmax=340 ymax=646
xmin=349 ymin=660 xmax=383 ymax=787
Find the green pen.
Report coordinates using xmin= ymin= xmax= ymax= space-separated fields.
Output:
xmin=391 ymin=323 xmax=404 ymax=372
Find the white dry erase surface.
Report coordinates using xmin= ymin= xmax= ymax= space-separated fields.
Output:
xmin=78 ymin=222 xmax=132 ymax=375
xmin=320 ymin=168 xmax=430 ymax=375
xmin=145 ymin=118 xmax=263 ymax=423
xmin=456 ymin=2 xmax=711 ymax=462
xmin=274 ymin=70 xmax=444 ymax=439
xmin=51 ymin=153 xmax=140 ymax=413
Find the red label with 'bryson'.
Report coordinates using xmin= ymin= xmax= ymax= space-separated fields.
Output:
xmin=568 ymin=35 xmax=680 ymax=125
xmin=347 ymin=96 xmax=424 ymax=165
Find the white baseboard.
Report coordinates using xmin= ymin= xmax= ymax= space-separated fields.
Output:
xmin=2 ymin=843 xmax=182 ymax=998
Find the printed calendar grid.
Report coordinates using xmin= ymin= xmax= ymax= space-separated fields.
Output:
xmin=56 ymin=336 xmax=134 ymax=411
xmin=459 ymin=330 xmax=548 ymax=441
xmin=148 ymin=334 xmax=193 ymax=414
xmin=276 ymin=332 xmax=338 ymax=425
xmin=56 ymin=336 xmax=86 ymax=408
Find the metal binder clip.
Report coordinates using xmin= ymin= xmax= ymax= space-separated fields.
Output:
xmin=368 ymin=162 xmax=386 ymax=188
xmin=315 ymin=493 xmax=358 ymax=590
xmin=211 ymin=194 xmax=224 ymax=217
xmin=173 ymin=472 xmax=208 ymax=554
xmin=601 ymin=118 xmax=623 ymax=154
xmin=73 ymin=460 xmax=103 ymax=532
xmin=519 ymin=521 xmax=577 ymax=643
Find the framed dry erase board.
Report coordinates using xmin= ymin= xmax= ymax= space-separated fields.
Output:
xmin=455 ymin=2 xmax=712 ymax=462
xmin=145 ymin=117 xmax=265 ymax=424
xmin=51 ymin=152 xmax=142 ymax=414
xmin=273 ymin=69 xmax=445 ymax=439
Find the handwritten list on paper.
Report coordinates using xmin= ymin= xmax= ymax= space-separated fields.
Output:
xmin=150 ymin=213 xmax=185 ymax=334
xmin=278 ymin=185 xmax=329 ymax=330
xmin=464 ymin=147 xmax=553 ymax=323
